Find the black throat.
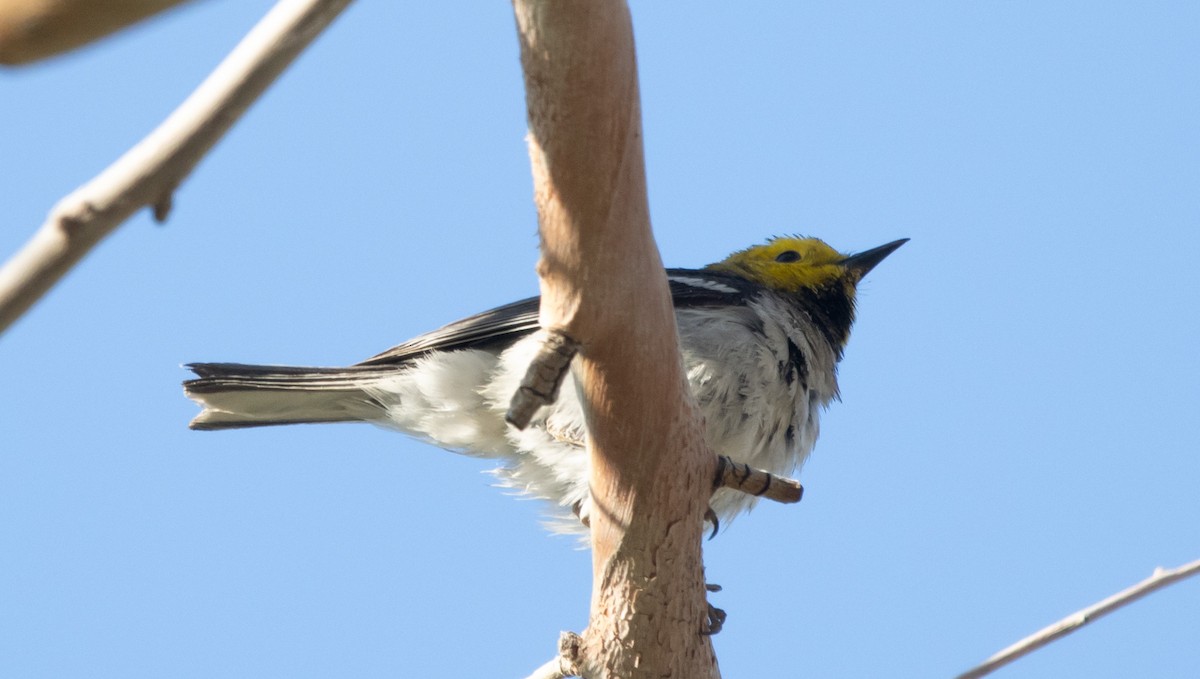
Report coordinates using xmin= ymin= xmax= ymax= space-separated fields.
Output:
xmin=795 ymin=283 xmax=856 ymax=358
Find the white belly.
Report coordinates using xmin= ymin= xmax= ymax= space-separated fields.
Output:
xmin=364 ymin=303 xmax=835 ymax=533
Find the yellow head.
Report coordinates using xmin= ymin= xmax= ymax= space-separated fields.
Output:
xmin=706 ymin=236 xmax=908 ymax=295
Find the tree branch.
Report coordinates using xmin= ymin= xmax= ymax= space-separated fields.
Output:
xmin=956 ymin=557 xmax=1200 ymax=679
xmin=0 ymin=0 xmax=353 ymax=336
xmin=513 ymin=1 xmax=719 ymax=676
xmin=0 ymin=0 xmax=198 ymax=65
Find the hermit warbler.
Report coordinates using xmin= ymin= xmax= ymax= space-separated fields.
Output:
xmin=184 ymin=236 xmax=905 ymax=532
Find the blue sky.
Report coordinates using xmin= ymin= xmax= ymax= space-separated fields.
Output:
xmin=2 ymin=2 xmax=1198 ymax=677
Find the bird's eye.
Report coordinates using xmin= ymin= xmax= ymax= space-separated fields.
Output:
xmin=775 ymin=250 xmax=801 ymax=263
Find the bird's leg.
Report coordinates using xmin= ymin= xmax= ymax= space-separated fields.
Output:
xmin=506 ymin=330 xmax=580 ymax=430
xmin=713 ymin=454 xmax=804 ymax=504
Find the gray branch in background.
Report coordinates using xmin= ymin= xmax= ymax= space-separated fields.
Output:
xmin=956 ymin=557 xmax=1200 ymax=679
xmin=0 ymin=0 xmax=354 ymax=336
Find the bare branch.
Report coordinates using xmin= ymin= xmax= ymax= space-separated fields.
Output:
xmin=513 ymin=0 xmax=719 ymax=676
xmin=0 ymin=0 xmax=198 ymax=65
xmin=714 ymin=455 xmax=804 ymax=504
xmin=956 ymin=557 xmax=1200 ymax=679
xmin=0 ymin=0 xmax=353 ymax=336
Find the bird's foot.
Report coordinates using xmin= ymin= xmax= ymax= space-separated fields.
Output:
xmin=701 ymin=601 xmax=727 ymax=636
xmin=572 ymin=499 xmax=592 ymax=529
xmin=700 ymin=581 xmax=725 ymax=635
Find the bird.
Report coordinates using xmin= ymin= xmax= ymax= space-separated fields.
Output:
xmin=183 ymin=236 xmax=906 ymax=533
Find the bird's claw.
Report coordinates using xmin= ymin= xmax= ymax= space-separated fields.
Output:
xmin=704 ymin=506 xmax=719 ymax=540
xmin=572 ymin=499 xmax=591 ymax=528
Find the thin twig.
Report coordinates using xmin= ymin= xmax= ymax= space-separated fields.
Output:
xmin=0 ymin=0 xmax=354 ymax=336
xmin=956 ymin=557 xmax=1200 ymax=679
xmin=714 ymin=455 xmax=803 ymax=504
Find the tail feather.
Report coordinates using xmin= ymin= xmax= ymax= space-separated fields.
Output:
xmin=183 ymin=362 xmax=395 ymax=431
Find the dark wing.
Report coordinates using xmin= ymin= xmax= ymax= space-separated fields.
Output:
xmin=665 ymin=269 xmax=757 ymax=307
xmin=357 ymin=296 xmax=542 ymax=366
xmin=357 ymin=269 xmax=754 ymax=366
